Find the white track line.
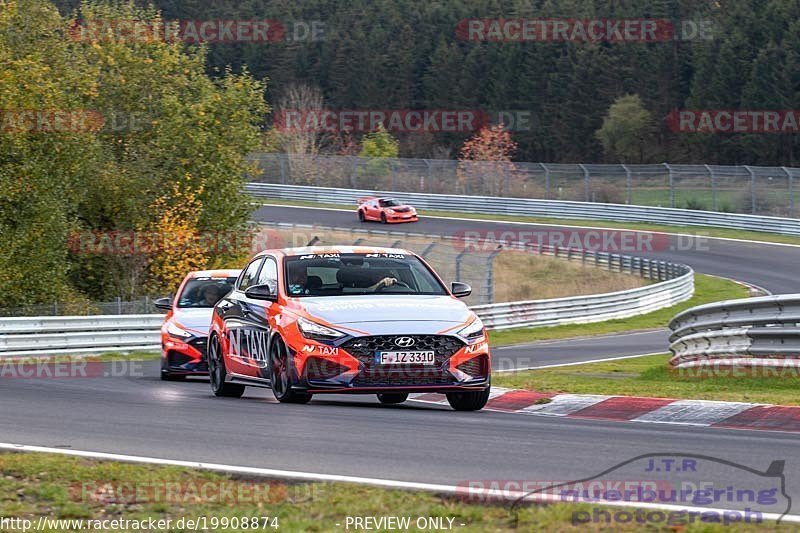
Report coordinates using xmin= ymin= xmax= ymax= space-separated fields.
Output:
xmin=2 ymin=443 xmax=797 ymax=524
xmin=259 ymin=202 xmax=800 ymax=249
xmin=495 ymin=352 xmax=664 ymax=373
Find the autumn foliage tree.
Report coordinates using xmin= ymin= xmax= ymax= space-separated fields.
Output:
xmin=457 ymin=125 xmax=518 ymax=196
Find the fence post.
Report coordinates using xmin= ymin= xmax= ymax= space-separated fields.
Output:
xmin=542 ymin=163 xmax=551 ymax=199
xmin=116 ymin=297 xmax=122 ymax=315
xmin=704 ymin=164 xmax=716 ymax=211
xmin=485 ymin=247 xmax=502 ymax=304
xmin=665 ymin=162 xmax=674 ymax=208
xmin=423 ymin=159 xmax=431 ymax=192
xmin=783 ymin=167 xmax=794 ymax=218
xmin=622 ymin=164 xmax=631 ymax=204
xmin=144 ymin=295 xmax=149 ymax=314
xmin=744 ymin=165 xmax=756 ymax=214
xmin=455 ymin=250 xmax=468 ymax=282
xmin=579 ymin=163 xmax=589 ymax=201
xmin=420 ymin=242 xmax=437 ymax=258
xmin=280 ymin=155 xmax=287 ymax=185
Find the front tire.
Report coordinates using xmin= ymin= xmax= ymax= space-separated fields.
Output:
xmin=270 ymin=337 xmax=312 ymax=404
xmin=380 ymin=212 xmax=387 ymax=224
xmin=377 ymin=393 xmax=408 ymax=405
xmin=207 ymin=334 xmax=245 ymax=398
xmin=446 ymin=387 xmax=490 ymax=411
xmin=358 ymin=210 xmax=365 ymax=222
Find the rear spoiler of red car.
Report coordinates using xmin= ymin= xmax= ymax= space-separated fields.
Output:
xmin=356 ymin=196 xmax=379 ymax=205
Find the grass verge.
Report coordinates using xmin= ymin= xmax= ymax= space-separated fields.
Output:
xmin=257 ymin=198 xmax=800 ymax=246
xmin=493 ymin=353 xmax=800 ymax=406
xmin=488 ymin=274 xmax=749 ymax=347
xmin=0 ymin=451 xmax=790 ymax=532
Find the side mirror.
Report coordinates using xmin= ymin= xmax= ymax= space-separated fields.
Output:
xmin=451 ymin=282 xmax=472 ymax=298
xmin=245 ymin=284 xmax=277 ymax=301
xmin=154 ymin=297 xmax=173 ymax=311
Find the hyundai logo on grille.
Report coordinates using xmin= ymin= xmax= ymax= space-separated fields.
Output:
xmin=394 ymin=337 xmax=415 ymax=348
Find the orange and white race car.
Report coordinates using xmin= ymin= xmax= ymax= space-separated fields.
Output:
xmin=356 ymin=196 xmax=418 ymax=223
xmin=207 ymin=246 xmax=490 ymax=410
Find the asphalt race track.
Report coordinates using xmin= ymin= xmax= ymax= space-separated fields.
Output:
xmin=2 ymin=361 xmax=799 ymax=516
xmin=2 ymin=203 xmax=800 ymax=518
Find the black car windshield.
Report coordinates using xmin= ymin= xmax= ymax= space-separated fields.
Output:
xmin=284 ymin=253 xmax=447 ymax=297
xmin=177 ymin=277 xmax=237 ymax=308
xmin=378 ymin=198 xmax=402 ymax=207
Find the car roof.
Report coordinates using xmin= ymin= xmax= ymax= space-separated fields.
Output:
xmin=187 ymin=269 xmax=242 ymax=278
xmin=255 ymin=245 xmax=414 ymax=257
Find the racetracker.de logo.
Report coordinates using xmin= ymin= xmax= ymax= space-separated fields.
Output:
xmin=451 ymin=229 xmax=671 ymax=253
xmin=667 ymin=110 xmax=800 ymax=134
xmin=67 ymin=19 xmax=289 ymax=43
xmin=455 ymin=19 xmax=712 ymax=42
xmin=273 ymin=109 xmax=490 ymax=134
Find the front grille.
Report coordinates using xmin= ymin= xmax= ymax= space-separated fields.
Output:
xmin=342 ymin=335 xmax=465 ymax=388
xmin=189 ymin=337 xmax=208 ymax=358
xmin=393 ymin=207 xmax=411 ymax=213
xmin=457 ymin=355 xmax=488 ymax=378
xmin=342 ymin=335 xmax=464 ymax=366
xmin=304 ymin=357 xmax=350 ymax=380
xmin=352 ymin=369 xmax=453 ymax=387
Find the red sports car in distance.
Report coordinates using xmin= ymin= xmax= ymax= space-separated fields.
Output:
xmin=357 ymin=196 xmax=418 ymax=223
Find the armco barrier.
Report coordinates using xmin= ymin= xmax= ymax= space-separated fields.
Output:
xmin=0 ymin=315 xmax=163 ymax=357
xmin=668 ymin=295 xmax=800 ymax=370
xmin=246 ymin=183 xmax=800 ymax=236
xmin=0 ymin=236 xmax=694 ymax=357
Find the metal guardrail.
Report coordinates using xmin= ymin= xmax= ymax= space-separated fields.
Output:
xmin=0 ymin=315 xmax=162 ymax=357
xmin=250 ymin=153 xmax=800 ymax=218
xmin=0 ymin=237 xmax=694 ymax=357
xmin=247 ymin=183 xmax=800 ymax=236
xmin=668 ymin=295 xmax=800 ymax=369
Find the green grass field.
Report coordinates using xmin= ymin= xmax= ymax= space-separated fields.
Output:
xmin=0 ymin=452 xmax=792 ymax=532
xmin=493 ymin=353 xmax=800 ymax=406
xmin=487 ymin=274 xmax=749 ymax=346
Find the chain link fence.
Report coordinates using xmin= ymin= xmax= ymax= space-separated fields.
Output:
xmin=250 ymin=153 xmax=800 ymax=218
xmin=0 ymin=297 xmax=159 ymax=318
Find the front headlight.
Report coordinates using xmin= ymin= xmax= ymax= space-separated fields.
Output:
xmin=458 ymin=316 xmax=485 ymax=340
xmin=386 ymin=209 xmax=395 ymax=214
xmin=297 ymin=316 xmax=345 ymax=340
xmin=166 ymin=322 xmax=193 ymax=340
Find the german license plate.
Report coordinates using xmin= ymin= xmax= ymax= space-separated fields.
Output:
xmin=377 ymin=351 xmax=435 ymax=365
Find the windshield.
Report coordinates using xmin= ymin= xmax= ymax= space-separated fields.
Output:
xmin=284 ymin=253 xmax=447 ymax=297
xmin=176 ymin=277 xmax=237 ymax=308
xmin=379 ymin=199 xmax=402 ymax=207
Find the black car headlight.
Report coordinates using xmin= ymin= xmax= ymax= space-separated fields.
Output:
xmin=297 ymin=317 xmax=346 ymax=341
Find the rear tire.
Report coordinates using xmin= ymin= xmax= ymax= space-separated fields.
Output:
xmin=377 ymin=393 xmax=408 ymax=405
xmin=270 ymin=337 xmax=312 ymax=404
xmin=208 ymin=334 xmax=246 ymax=398
xmin=446 ymin=387 xmax=490 ymax=411
xmin=358 ymin=210 xmax=365 ymax=222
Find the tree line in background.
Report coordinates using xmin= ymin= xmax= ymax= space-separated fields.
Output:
xmin=52 ymin=0 xmax=800 ymax=166
xmin=1 ymin=0 xmax=266 ymax=306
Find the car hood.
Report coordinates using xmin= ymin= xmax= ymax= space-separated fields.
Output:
xmin=295 ymin=295 xmax=472 ymax=336
xmin=170 ymin=307 xmax=214 ymax=336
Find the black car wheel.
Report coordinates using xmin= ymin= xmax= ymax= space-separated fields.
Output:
xmin=270 ymin=337 xmax=312 ymax=404
xmin=377 ymin=393 xmax=408 ymax=405
xmin=446 ymin=387 xmax=490 ymax=411
xmin=380 ymin=212 xmax=387 ymax=223
xmin=208 ymin=334 xmax=245 ymax=398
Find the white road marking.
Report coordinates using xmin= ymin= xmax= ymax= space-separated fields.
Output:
xmin=519 ymin=394 xmax=613 ymax=416
xmin=631 ymin=400 xmax=758 ymax=426
xmin=495 ymin=352 xmax=664 ymax=373
xmin=1 ymin=442 xmax=797 ymax=523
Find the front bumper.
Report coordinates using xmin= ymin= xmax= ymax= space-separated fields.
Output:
xmin=290 ymin=334 xmax=490 ymax=394
xmin=386 ymin=214 xmax=418 ymax=223
xmin=162 ymin=336 xmax=209 ymax=375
